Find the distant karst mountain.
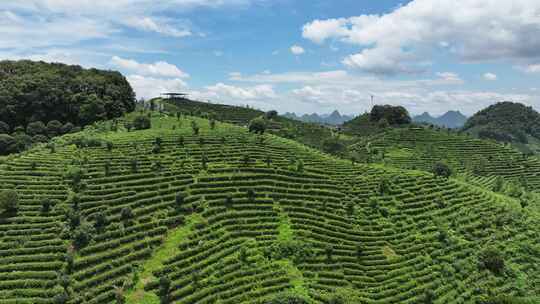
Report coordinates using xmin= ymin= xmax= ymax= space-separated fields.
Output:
xmin=413 ymin=110 xmax=468 ymax=128
xmin=283 ymin=110 xmax=354 ymax=125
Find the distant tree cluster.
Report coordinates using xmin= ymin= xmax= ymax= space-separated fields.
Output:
xmin=370 ymin=105 xmax=412 ymax=125
xmin=464 ymin=102 xmax=540 ymax=144
xmin=0 ymin=60 xmax=136 ymax=155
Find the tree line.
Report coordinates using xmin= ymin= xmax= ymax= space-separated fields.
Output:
xmin=0 ymin=60 xmax=136 ymax=155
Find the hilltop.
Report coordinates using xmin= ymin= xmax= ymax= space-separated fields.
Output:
xmin=342 ymin=104 xmax=412 ymax=137
xmin=0 ymin=110 xmax=538 ymax=304
xmin=463 ymin=102 xmax=540 ymax=154
xmin=156 ymin=97 xmax=357 ymax=156
xmin=413 ymin=111 xmax=468 ymax=129
xmin=0 ymin=60 xmax=136 ymax=155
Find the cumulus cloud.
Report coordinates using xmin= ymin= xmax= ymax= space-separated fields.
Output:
xmin=205 ymin=83 xmax=276 ymax=100
xmin=483 ymin=73 xmax=498 ymax=80
xmin=110 ymin=56 xmax=189 ymax=78
xmin=127 ymin=75 xmax=188 ymax=100
xmin=228 ymin=69 xmax=537 ymax=115
xmin=302 ymin=0 xmax=540 ymax=74
xmin=290 ymin=45 xmax=305 ymax=55
xmin=124 ymin=17 xmax=192 ymax=38
xmin=0 ymin=0 xmax=253 ymax=51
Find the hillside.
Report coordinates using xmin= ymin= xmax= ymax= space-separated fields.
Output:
xmin=350 ymin=126 xmax=540 ymax=193
xmin=413 ymin=111 xmax=467 ymax=129
xmin=158 ymin=97 xmax=356 ymax=155
xmin=0 ymin=111 xmax=538 ymax=304
xmin=0 ymin=60 xmax=136 ymax=155
xmin=463 ymin=102 xmax=540 ymax=154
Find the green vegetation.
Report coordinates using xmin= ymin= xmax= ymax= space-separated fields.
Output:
xmin=0 ymin=108 xmax=537 ymax=304
xmin=464 ymin=101 xmax=540 ymax=153
xmin=342 ymin=104 xmax=412 ymax=137
xmin=0 ymin=60 xmax=136 ymax=155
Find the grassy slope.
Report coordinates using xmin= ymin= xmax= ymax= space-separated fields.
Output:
xmin=0 ymin=111 xmax=538 ymax=303
xmin=350 ymin=126 xmax=540 ymax=191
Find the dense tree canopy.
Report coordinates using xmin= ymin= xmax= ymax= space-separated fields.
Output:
xmin=464 ymin=102 xmax=540 ymax=144
xmin=0 ymin=60 xmax=136 ymax=129
xmin=370 ymin=105 xmax=412 ymax=125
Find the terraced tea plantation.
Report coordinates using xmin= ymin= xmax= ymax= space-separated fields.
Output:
xmin=351 ymin=127 xmax=540 ymax=191
xmin=0 ymin=112 xmax=538 ymax=304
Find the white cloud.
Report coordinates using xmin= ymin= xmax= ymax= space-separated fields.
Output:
xmin=110 ymin=56 xmax=189 ymax=78
xmin=227 ymin=69 xmax=538 ymax=115
xmin=124 ymin=17 xmax=192 ymax=38
xmin=483 ymin=73 xmax=498 ymax=81
xmin=127 ymin=75 xmax=188 ymax=100
xmin=520 ymin=64 xmax=540 ymax=73
xmin=205 ymin=83 xmax=276 ymax=100
xmin=0 ymin=0 xmax=254 ymax=51
xmin=302 ymin=0 xmax=540 ymax=74
xmin=290 ymin=45 xmax=305 ymax=55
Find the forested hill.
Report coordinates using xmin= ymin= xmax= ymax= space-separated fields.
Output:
xmin=463 ymin=102 xmax=540 ymax=148
xmin=0 ymin=60 xmax=135 ymax=131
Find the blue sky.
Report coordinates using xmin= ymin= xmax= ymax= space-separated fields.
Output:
xmin=2 ymin=0 xmax=540 ymax=116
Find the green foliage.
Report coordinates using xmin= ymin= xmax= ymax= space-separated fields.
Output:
xmin=322 ymin=137 xmax=345 ymax=155
xmin=133 ymin=115 xmax=151 ymax=130
xmin=479 ymin=247 xmax=505 ymax=275
xmin=464 ymin=102 xmax=540 ymax=144
xmin=0 ymin=134 xmax=16 ymax=155
xmin=73 ymin=222 xmax=93 ymax=249
xmin=0 ymin=60 xmax=135 ymax=128
xmin=261 ymin=291 xmax=311 ymax=304
xmin=0 ymin=189 xmax=18 ymax=214
xmin=370 ymin=105 xmax=411 ymax=125
xmin=249 ymin=117 xmax=267 ymax=134
xmin=433 ymin=161 xmax=452 ymax=178
xmin=26 ymin=121 xmax=46 ymax=136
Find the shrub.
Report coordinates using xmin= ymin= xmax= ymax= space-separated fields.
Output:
xmin=210 ymin=119 xmax=216 ymax=130
xmin=479 ymin=247 xmax=505 ymax=275
xmin=94 ymin=211 xmax=108 ymax=230
xmin=265 ymin=110 xmax=278 ymax=120
xmin=325 ymin=244 xmax=334 ymax=261
xmin=130 ymin=159 xmax=138 ymax=173
xmin=191 ymin=121 xmax=199 ymax=135
xmin=0 ymin=190 xmax=18 ymax=214
xmin=53 ymin=292 xmax=69 ymax=304
xmin=0 ymin=121 xmax=10 ymax=133
xmin=422 ymin=290 xmax=435 ymax=304
xmin=159 ymin=276 xmax=171 ymax=301
xmin=47 ymin=120 xmax=63 ymax=137
xmin=26 ymin=121 xmax=46 ymax=136
xmin=73 ymin=222 xmax=93 ymax=249
xmin=247 ymin=189 xmax=256 ymax=201
xmin=0 ymin=134 xmax=16 ymax=155
xmin=133 ymin=115 xmax=151 ymax=130
xmin=175 ymin=192 xmax=185 ymax=207
xmin=249 ymin=117 xmax=267 ymax=134
xmin=225 ymin=195 xmax=233 ymax=208
xmin=261 ymin=291 xmax=310 ymax=304
xmin=41 ymin=198 xmax=52 ymax=213
xmin=433 ymin=162 xmax=452 ymax=178
xmin=121 ymin=207 xmax=134 ymax=222
xmin=106 ymin=141 xmax=114 ymax=151
xmin=61 ymin=122 xmax=74 ymax=134
xmin=32 ymin=134 xmax=49 ymax=143
xmin=322 ymin=137 xmax=345 ymax=155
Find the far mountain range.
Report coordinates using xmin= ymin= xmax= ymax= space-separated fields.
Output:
xmin=413 ymin=110 xmax=468 ymax=128
xmin=283 ymin=110 xmax=354 ymax=125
